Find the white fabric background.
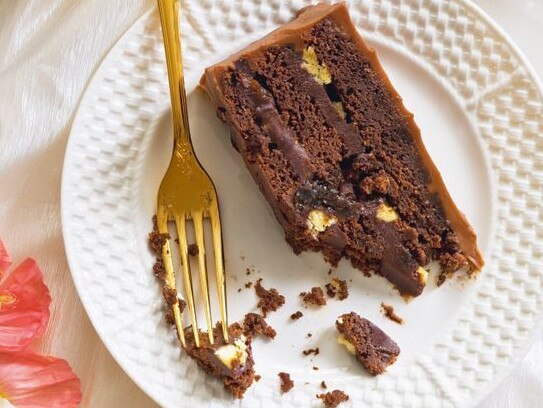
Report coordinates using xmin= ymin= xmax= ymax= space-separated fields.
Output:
xmin=0 ymin=0 xmax=541 ymax=406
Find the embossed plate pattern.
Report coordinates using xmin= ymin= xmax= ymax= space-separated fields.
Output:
xmin=62 ymin=1 xmax=543 ymax=407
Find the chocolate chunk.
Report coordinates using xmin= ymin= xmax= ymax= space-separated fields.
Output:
xmin=294 ymin=182 xmax=360 ymax=217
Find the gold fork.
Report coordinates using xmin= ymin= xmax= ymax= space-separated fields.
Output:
xmin=155 ymin=0 xmax=228 ymax=348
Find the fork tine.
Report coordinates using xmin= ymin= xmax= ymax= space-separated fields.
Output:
xmin=209 ymin=203 xmax=229 ymax=343
xmin=176 ymin=215 xmax=200 ymax=347
xmin=156 ymin=211 xmax=186 ymax=347
xmin=193 ymin=211 xmax=214 ymax=344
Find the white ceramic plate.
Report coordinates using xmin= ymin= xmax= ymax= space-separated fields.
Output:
xmin=61 ymin=1 xmax=543 ymax=407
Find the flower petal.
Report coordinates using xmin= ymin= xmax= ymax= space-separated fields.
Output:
xmin=0 ymin=259 xmax=51 ymax=352
xmin=0 ymin=352 xmax=82 ymax=408
xmin=0 ymin=239 xmax=10 ymax=275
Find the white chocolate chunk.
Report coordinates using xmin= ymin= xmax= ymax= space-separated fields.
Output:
xmin=301 ymin=46 xmax=332 ymax=85
xmin=337 ymin=334 xmax=356 ymax=355
xmin=416 ymin=266 xmax=428 ymax=285
xmin=214 ymin=336 xmax=248 ymax=369
xmin=307 ymin=209 xmax=337 ymax=238
xmin=376 ymin=203 xmax=398 ymax=222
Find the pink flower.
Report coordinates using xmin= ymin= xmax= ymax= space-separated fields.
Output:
xmin=0 ymin=351 xmax=82 ymax=408
xmin=0 ymin=238 xmax=82 ymax=407
xmin=0 ymin=239 xmax=10 ymax=274
xmin=0 ymin=259 xmax=51 ymax=352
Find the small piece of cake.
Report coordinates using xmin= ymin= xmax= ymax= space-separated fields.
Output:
xmin=254 ymin=278 xmax=285 ymax=316
xmin=242 ymin=312 xmax=276 ymax=339
xmin=200 ymin=2 xmax=484 ymax=297
xmin=336 ymin=312 xmax=399 ymax=375
xmin=278 ymin=372 xmax=294 ymax=393
xmin=325 ymin=278 xmax=349 ymax=300
xmin=317 ymin=389 xmax=349 ymax=407
xmin=183 ymin=323 xmax=255 ymax=398
xmin=300 ymin=286 xmax=327 ymax=306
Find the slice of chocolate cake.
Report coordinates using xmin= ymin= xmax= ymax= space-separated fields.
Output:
xmin=200 ymin=2 xmax=484 ymax=297
xmin=183 ymin=323 xmax=255 ymax=398
xmin=336 ymin=312 xmax=399 ymax=375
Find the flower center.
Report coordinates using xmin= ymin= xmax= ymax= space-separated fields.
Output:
xmin=0 ymin=292 xmax=16 ymax=310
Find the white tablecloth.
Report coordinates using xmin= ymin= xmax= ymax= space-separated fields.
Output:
xmin=0 ymin=1 xmax=541 ymax=406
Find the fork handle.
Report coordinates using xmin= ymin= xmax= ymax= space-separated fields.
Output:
xmin=157 ymin=0 xmax=192 ymax=149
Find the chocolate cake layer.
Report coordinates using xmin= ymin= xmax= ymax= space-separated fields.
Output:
xmin=200 ymin=2 xmax=484 ymax=297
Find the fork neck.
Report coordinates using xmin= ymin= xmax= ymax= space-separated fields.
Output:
xmin=157 ymin=0 xmax=193 ymax=151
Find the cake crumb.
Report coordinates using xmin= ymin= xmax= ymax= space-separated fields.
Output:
xmin=327 ymin=268 xmax=333 ymax=275
xmin=312 ymin=366 xmax=319 ymax=370
xmin=317 ymin=390 xmax=349 ymax=407
xmin=153 ymin=258 xmax=166 ymax=281
xmin=148 ymin=231 xmax=169 ymax=255
xmin=241 ymin=255 xmax=246 ymax=261
xmin=245 ymin=281 xmax=253 ymax=289
xmin=302 ymin=347 xmax=320 ymax=356
xmin=278 ymin=372 xmax=294 ymax=393
xmin=300 ymin=287 xmax=327 ymax=306
xmin=165 ymin=309 xmax=175 ymax=326
xmin=290 ymin=311 xmax=303 ymax=320
xmin=320 ymin=380 xmax=327 ymax=389
xmin=380 ymin=303 xmax=404 ymax=324
xmin=255 ymin=278 xmax=285 ymax=317
xmin=307 ymin=333 xmax=312 ymax=338
xmin=237 ymin=288 xmax=242 ymax=292
xmin=254 ymin=375 xmax=261 ymax=382
xmin=242 ymin=312 xmax=276 ymax=339
xmin=324 ymin=278 xmax=349 ymax=300
xmin=187 ymin=244 xmax=199 ymax=256
xmin=162 ymin=287 xmax=177 ymax=306
xmin=164 ymin=298 xmax=185 ymax=327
